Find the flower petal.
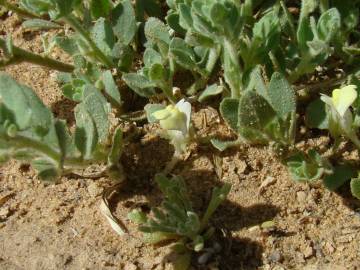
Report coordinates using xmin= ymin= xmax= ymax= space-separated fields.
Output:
xmin=175 ymin=99 xmax=191 ymax=130
xmin=332 ymin=85 xmax=357 ymax=117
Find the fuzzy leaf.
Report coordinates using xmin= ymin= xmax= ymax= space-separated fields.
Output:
xmin=91 ymin=18 xmax=116 ymax=59
xmin=170 ymin=37 xmax=197 ymax=71
xmin=90 ymin=0 xmax=112 ymax=19
xmin=0 ymin=74 xmax=52 ymax=136
xmin=22 ymin=19 xmax=61 ymax=30
xmin=102 ymin=71 xmax=122 ymax=108
xmin=317 ymin=8 xmax=341 ymax=42
xmin=268 ymin=72 xmax=296 ymax=120
xmin=82 ymin=85 xmax=110 ymax=143
xmin=198 ymin=84 xmax=223 ymax=102
xmin=323 ymin=165 xmax=356 ymax=191
xmin=74 ymin=103 xmax=98 ymax=159
xmin=306 ymin=98 xmax=329 ymax=129
xmin=350 ymin=177 xmax=360 ymax=200
xmin=111 ymin=0 xmax=137 ymax=45
xmin=122 ymin=73 xmax=156 ymax=97
xmin=220 ymin=98 xmax=239 ymax=131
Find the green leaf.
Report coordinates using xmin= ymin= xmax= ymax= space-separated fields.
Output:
xmin=220 ymin=98 xmax=239 ymax=131
xmin=210 ymin=139 xmax=239 ymax=152
xmin=148 ymin=63 xmax=166 ymax=82
xmin=90 ymin=0 xmax=112 ymax=19
xmin=0 ymin=73 xmax=53 ymax=136
xmin=317 ymin=8 xmax=341 ymax=42
xmin=22 ymin=19 xmax=61 ymax=30
xmin=144 ymin=104 xmax=166 ymax=123
xmin=74 ymin=103 xmax=98 ymax=159
xmin=238 ymin=91 xmax=276 ymax=132
xmin=252 ymin=11 xmax=280 ymax=52
xmin=31 ymin=158 xmax=60 ymax=181
xmin=143 ymin=48 xmax=163 ymax=67
xmin=53 ymin=36 xmax=79 ymax=56
xmin=102 ymin=71 xmax=122 ymax=108
xmin=323 ymin=165 xmax=356 ymax=191
xmin=107 ymin=126 xmax=123 ymax=167
xmin=82 ymin=85 xmax=110 ymax=143
xmin=111 ymin=0 xmax=137 ymax=45
xmin=122 ymin=73 xmax=156 ymax=97
xmin=350 ymin=177 xmax=360 ymax=200
xmin=268 ymin=72 xmax=296 ymax=120
xmin=198 ymin=84 xmax=223 ymax=102
xmin=166 ymin=13 xmax=186 ymax=35
xmin=305 ymin=98 xmax=329 ymax=129
xmin=169 ymin=37 xmax=198 ymax=71
xmin=145 ymin=17 xmax=171 ymax=45
xmin=91 ymin=18 xmax=116 ymax=59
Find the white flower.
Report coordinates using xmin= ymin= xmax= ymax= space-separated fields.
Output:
xmin=320 ymin=85 xmax=357 ymax=118
xmin=152 ymin=99 xmax=192 ymax=155
xmin=320 ymin=85 xmax=360 ymax=149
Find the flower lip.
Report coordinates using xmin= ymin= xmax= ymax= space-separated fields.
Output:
xmin=320 ymin=85 xmax=358 ymax=117
xmin=152 ymin=99 xmax=191 ymax=135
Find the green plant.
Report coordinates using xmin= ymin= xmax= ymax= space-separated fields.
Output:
xmin=0 ymin=74 xmax=123 ymax=181
xmin=286 ymin=149 xmax=333 ymax=182
xmin=212 ymin=69 xmax=296 ymax=152
xmin=128 ymin=174 xmax=231 ymax=270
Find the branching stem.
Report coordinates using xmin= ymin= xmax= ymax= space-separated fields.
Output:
xmin=0 ymin=38 xmax=74 ymax=72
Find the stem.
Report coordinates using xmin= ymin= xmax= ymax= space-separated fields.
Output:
xmin=222 ymin=38 xmax=242 ymax=98
xmin=0 ymin=38 xmax=74 ymax=72
xmin=10 ymin=135 xmax=61 ymax=162
xmin=0 ymin=0 xmax=40 ymax=19
xmin=319 ymin=0 xmax=329 ymax=13
xmin=159 ymin=82 xmax=177 ymax=104
xmin=280 ymin=1 xmax=297 ymax=42
xmin=63 ymin=15 xmax=114 ymax=69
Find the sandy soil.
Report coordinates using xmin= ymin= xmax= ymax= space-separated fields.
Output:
xmin=0 ymin=13 xmax=360 ymax=270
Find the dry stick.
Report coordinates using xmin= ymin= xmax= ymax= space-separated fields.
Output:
xmin=0 ymin=38 xmax=74 ymax=72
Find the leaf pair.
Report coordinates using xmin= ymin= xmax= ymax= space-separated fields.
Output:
xmin=215 ymin=70 xmax=296 ymax=150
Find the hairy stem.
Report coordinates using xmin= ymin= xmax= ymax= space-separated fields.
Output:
xmin=0 ymin=38 xmax=74 ymax=72
xmin=63 ymin=15 xmax=115 ymax=69
xmin=222 ymin=38 xmax=242 ymax=98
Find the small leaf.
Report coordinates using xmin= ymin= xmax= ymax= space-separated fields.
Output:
xmin=210 ymin=139 xmax=239 ymax=152
xmin=107 ymin=126 xmax=123 ymax=167
xmin=317 ymin=8 xmax=341 ymax=42
xmin=198 ymin=84 xmax=223 ymax=102
xmin=350 ymin=177 xmax=360 ymax=200
xmin=122 ymin=73 xmax=156 ymax=97
xmin=22 ymin=19 xmax=61 ymax=30
xmin=91 ymin=18 xmax=116 ymax=58
xmin=306 ymin=98 xmax=329 ymax=129
xmin=111 ymin=0 xmax=137 ymax=45
xmin=102 ymin=71 xmax=122 ymax=108
xmin=90 ymin=0 xmax=112 ymax=19
xmin=323 ymin=165 xmax=356 ymax=191
xmin=220 ymin=98 xmax=239 ymax=131
xmin=144 ymin=104 xmax=166 ymax=123
xmin=74 ymin=103 xmax=98 ymax=159
xmin=169 ymin=37 xmax=198 ymax=71
xmin=145 ymin=17 xmax=171 ymax=45
xmin=268 ymin=72 xmax=296 ymax=120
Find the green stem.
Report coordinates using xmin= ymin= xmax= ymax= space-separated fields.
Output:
xmin=63 ymin=15 xmax=114 ymax=68
xmin=222 ymin=38 xmax=242 ymax=98
xmin=10 ymin=135 xmax=61 ymax=162
xmin=319 ymin=0 xmax=329 ymax=13
xmin=159 ymin=82 xmax=177 ymax=104
xmin=0 ymin=0 xmax=40 ymax=19
xmin=0 ymin=38 xmax=74 ymax=72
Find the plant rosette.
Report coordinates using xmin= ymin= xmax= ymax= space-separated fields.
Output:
xmin=320 ymin=85 xmax=360 ymax=148
xmin=152 ymin=99 xmax=192 ymax=156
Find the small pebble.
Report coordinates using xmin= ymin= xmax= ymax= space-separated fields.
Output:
xmin=297 ymin=191 xmax=307 ymax=203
